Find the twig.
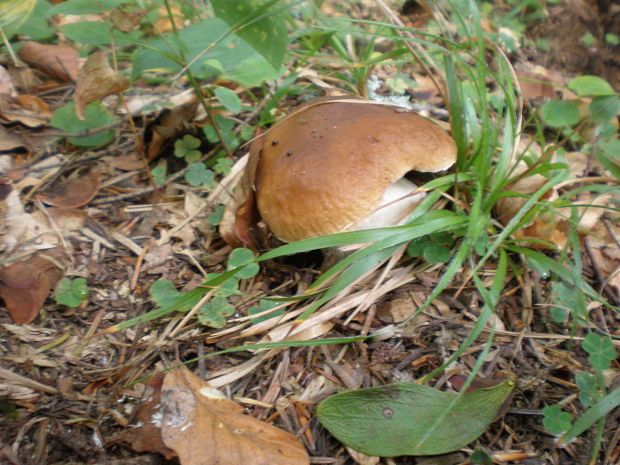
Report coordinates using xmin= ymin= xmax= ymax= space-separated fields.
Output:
xmin=0 ymin=366 xmax=58 ymax=395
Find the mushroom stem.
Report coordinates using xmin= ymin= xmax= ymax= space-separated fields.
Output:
xmin=354 ymin=178 xmax=424 ymax=231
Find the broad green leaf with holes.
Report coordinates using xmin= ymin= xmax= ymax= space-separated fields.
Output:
xmin=211 ymin=0 xmax=287 ymax=69
xmin=317 ymin=378 xmax=515 ymax=457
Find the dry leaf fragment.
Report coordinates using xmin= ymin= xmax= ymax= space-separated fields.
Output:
xmin=125 ymin=373 xmax=177 ymax=460
xmin=0 ymin=249 xmax=65 ymax=324
xmin=18 ymin=42 xmax=79 ymax=83
xmin=0 ymin=126 xmax=27 ymax=151
xmin=0 ymin=95 xmax=49 ymax=127
xmin=38 ymin=170 xmax=101 ymax=208
xmin=75 ymin=51 xmax=129 ymax=120
xmin=0 ymin=65 xmax=17 ymax=97
xmin=161 ymin=366 xmax=309 ymax=465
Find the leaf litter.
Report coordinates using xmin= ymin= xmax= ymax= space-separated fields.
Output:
xmin=0 ymin=1 xmax=619 ymax=464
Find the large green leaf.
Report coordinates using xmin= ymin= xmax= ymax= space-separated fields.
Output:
xmin=211 ymin=0 xmax=288 ymax=69
xmin=317 ymin=378 xmax=515 ymax=457
xmin=131 ymin=18 xmax=281 ymax=86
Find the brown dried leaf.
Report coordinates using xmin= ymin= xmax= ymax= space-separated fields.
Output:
xmin=516 ymin=69 xmax=556 ymax=101
xmin=38 ymin=170 xmax=100 ymax=208
xmin=110 ymin=7 xmax=150 ymax=32
xmin=0 ymin=95 xmax=49 ymax=127
xmin=124 ymin=374 xmax=178 ymax=460
xmin=0 ymin=65 xmax=17 ymax=97
xmin=147 ymin=98 xmax=198 ymax=160
xmin=16 ymin=94 xmax=52 ymax=118
xmin=75 ymin=51 xmax=129 ymax=120
xmin=0 ymin=126 xmax=27 ymax=151
xmin=18 ymin=42 xmax=80 ymax=83
xmin=0 ymin=250 xmax=65 ymax=324
xmin=110 ymin=153 xmax=144 ymax=171
xmin=161 ymin=366 xmax=309 ymax=465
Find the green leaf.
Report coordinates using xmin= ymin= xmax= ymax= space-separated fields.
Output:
xmin=208 ymin=205 xmax=225 ymax=226
xmin=227 ymin=248 xmax=259 ymax=279
xmin=131 ymin=18 xmax=280 ymax=86
xmin=50 ymin=102 xmax=115 ymax=147
xmin=406 ymin=237 xmax=430 ymax=257
xmin=317 ymin=378 xmax=515 ymax=457
xmin=71 ymin=278 xmax=89 ymax=299
xmin=599 ymin=138 xmax=620 ymax=159
xmin=423 ymin=243 xmax=451 ymax=264
xmin=174 ymin=135 xmax=201 ymax=162
xmin=197 ymin=296 xmax=235 ymax=328
xmin=582 ymin=333 xmax=617 ymax=370
xmin=5 ymin=0 xmax=53 ymax=41
xmin=247 ymin=299 xmax=285 ymax=324
xmin=152 ymin=165 xmax=167 ymax=186
xmin=558 ymin=386 xmax=620 ymax=444
xmin=575 ymin=372 xmax=599 ymax=408
xmin=213 ymin=157 xmax=233 ymax=175
xmin=543 ymin=405 xmax=572 ymax=434
xmin=48 ymin=0 xmax=126 ymax=15
xmin=550 ymin=282 xmax=578 ymax=323
xmin=568 ymin=75 xmax=617 ymax=97
xmin=540 ymin=100 xmax=581 ymax=128
xmin=185 ymin=163 xmax=215 ymax=187
xmin=54 ymin=278 xmax=88 ymax=307
xmin=59 ymin=21 xmax=136 ymax=45
xmin=214 ymin=86 xmax=242 ymax=114
xmin=589 ymin=95 xmax=620 ymax=123
xmin=205 ymin=273 xmax=241 ymax=298
xmin=470 ymin=450 xmax=493 ymax=465
xmin=149 ymin=279 xmax=180 ymax=307
xmin=211 ymin=0 xmax=288 ymax=69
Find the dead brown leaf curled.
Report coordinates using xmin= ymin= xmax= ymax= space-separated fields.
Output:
xmin=75 ymin=51 xmax=129 ymax=120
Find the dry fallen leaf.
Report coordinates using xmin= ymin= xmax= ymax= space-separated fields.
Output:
xmin=75 ymin=51 xmax=129 ymax=120
xmin=109 ymin=7 xmax=150 ymax=32
xmin=0 ymin=249 xmax=66 ymax=324
xmin=0 ymin=125 xmax=27 ymax=151
xmin=0 ymin=65 xmax=17 ymax=97
xmin=159 ymin=366 xmax=309 ymax=465
xmin=38 ymin=170 xmax=101 ymax=208
xmin=18 ymin=42 xmax=80 ymax=83
xmin=0 ymin=95 xmax=49 ymax=127
xmin=125 ymin=373 xmax=177 ymax=459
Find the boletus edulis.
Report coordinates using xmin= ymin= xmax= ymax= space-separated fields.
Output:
xmin=221 ymin=96 xmax=457 ymax=248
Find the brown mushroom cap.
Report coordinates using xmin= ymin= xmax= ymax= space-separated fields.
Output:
xmin=255 ymin=97 xmax=457 ymax=243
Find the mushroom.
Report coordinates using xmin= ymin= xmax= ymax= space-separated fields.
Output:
xmin=221 ymin=96 xmax=457 ymax=247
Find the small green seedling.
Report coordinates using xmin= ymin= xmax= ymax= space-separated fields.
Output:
xmin=185 ymin=162 xmax=216 ymax=187
xmin=174 ymin=134 xmax=202 ymax=163
xmin=54 ymin=277 xmax=89 ymax=307
xmin=407 ymin=231 xmax=454 ymax=264
xmin=582 ymin=333 xmax=617 ymax=371
xmin=542 ymin=404 xmax=573 ymax=435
